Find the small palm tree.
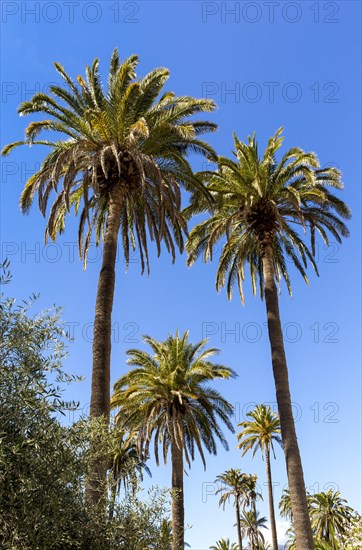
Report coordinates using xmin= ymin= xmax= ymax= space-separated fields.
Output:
xmin=243 ymin=474 xmax=263 ymax=518
xmin=215 ymin=468 xmax=251 ymax=549
xmin=185 ymin=128 xmax=351 ymax=548
xmin=287 ymin=532 xmax=334 ymax=550
xmin=108 ymin=428 xmax=151 ymax=519
xmin=279 ymin=487 xmax=312 ymax=525
xmin=111 ymin=331 xmax=236 ymax=550
xmin=279 ymin=487 xmax=298 ymax=525
xmin=210 ymin=539 xmax=239 ymax=550
xmin=239 ymin=510 xmax=268 ymax=550
xmin=309 ymin=490 xmax=354 ymax=547
xmin=237 ymin=405 xmax=281 ymax=550
xmin=159 ymin=519 xmax=173 ymax=550
xmin=2 ymin=50 xmax=217 ymax=502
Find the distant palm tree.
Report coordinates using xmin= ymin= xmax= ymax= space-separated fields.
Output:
xmin=111 ymin=331 xmax=235 ymax=550
xmin=287 ymin=531 xmax=334 ymax=550
xmin=158 ymin=519 xmax=191 ymax=549
xmin=185 ymin=128 xmax=351 ymax=548
xmin=237 ymin=405 xmax=281 ymax=550
xmin=210 ymin=539 xmax=238 ymax=550
xmin=243 ymin=474 xmax=263 ymax=518
xmin=280 ymin=487 xmax=312 ymax=525
xmin=2 ymin=50 xmax=217 ymax=502
xmin=309 ymin=490 xmax=354 ymax=547
xmin=108 ymin=428 xmax=151 ymax=519
xmin=279 ymin=488 xmax=294 ymax=523
xmin=239 ymin=510 xmax=268 ymax=550
xmin=159 ymin=519 xmax=173 ymax=549
xmin=215 ymin=468 xmax=251 ymax=549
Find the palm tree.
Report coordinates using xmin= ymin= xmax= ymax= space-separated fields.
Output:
xmin=279 ymin=488 xmax=295 ymax=523
xmin=108 ymin=428 xmax=151 ymax=519
xmin=239 ymin=510 xmax=268 ymax=550
xmin=287 ymin=532 xmax=334 ymax=550
xmin=158 ymin=520 xmax=191 ymax=549
xmin=215 ymin=468 xmax=251 ymax=549
xmin=159 ymin=519 xmax=173 ymax=549
xmin=185 ymin=128 xmax=351 ymax=549
xmin=111 ymin=331 xmax=236 ymax=550
xmin=309 ymin=490 xmax=354 ymax=547
xmin=237 ymin=405 xmax=281 ymax=550
xmin=2 ymin=50 xmax=217 ymax=502
xmin=210 ymin=539 xmax=239 ymax=550
xmin=243 ymin=474 xmax=263 ymax=518
xmin=313 ymin=541 xmax=334 ymax=550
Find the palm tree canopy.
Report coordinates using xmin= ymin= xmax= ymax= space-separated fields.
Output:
xmin=2 ymin=49 xmax=217 ymax=271
xmin=239 ymin=509 xmax=268 ymax=543
xmin=237 ymin=404 xmax=282 ymax=459
xmin=309 ymin=489 xmax=354 ymax=542
xmin=215 ymin=468 xmax=252 ymax=509
xmin=243 ymin=473 xmax=263 ymax=510
xmin=210 ymin=538 xmax=238 ymax=550
xmin=108 ymin=426 xmax=151 ymax=495
xmin=111 ymin=331 xmax=236 ymax=468
xmin=185 ymin=128 xmax=351 ymax=301
xmin=279 ymin=488 xmax=295 ymax=522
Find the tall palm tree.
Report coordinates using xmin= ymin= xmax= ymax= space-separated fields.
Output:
xmin=309 ymin=490 xmax=354 ymax=547
xmin=215 ymin=468 xmax=251 ymax=549
xmin=210 ymin=539 xmax=239 ymax=550
xmin=111 ymin=331 xmax=235 ymax=550
xmin=108 ymin=428 xmax=151 ymax=519
xmin=1 ymin=50 xmax=217 ymax=502
xmin=237 ymin=405 xmax=281 ymax=550
xmin=239 ymin=510 xmax=268 ymax=550
xmin=185 ymin=128 xmax=351 ymax=549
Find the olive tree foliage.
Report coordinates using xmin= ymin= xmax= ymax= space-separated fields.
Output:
xmin=0 ymin=265 xmax=170 ymax=549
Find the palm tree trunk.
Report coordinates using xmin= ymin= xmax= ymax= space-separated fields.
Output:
xmin=87 ymin=184 xmax=123 ymax=504
xmin=236 ymin=497 xmax=243 ymax=550
xmin=171 ymin=437 xmax=184 ymax=550
xmin=265 ymin=446 xmax=278 ymax=550
xmin=262 ymin=244 xmax=314 ymax=550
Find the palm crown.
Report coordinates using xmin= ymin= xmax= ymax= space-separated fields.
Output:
xmin=185 ymin=128 xmax=351 ymax=301
xmin=2 ymin=49 xmax=217 ymax=270
xmin=108 ymin=427 xmax=151 ymax=495
xmin=111 ymin=331 xmax=236 ymax=467
xmin=279 ymin=488 xmax=295 ymax=522
xmin=210 ymin=539 xmax=238 ymax=550
xmin=237 ymin=404 xmax=282 ymax=459
xmin=239 ymin=509 xmax=268 ymax=544
xmin=215 ymin=468 xmax=251 ymax=509
xmin=309 ymin=490 xmax=354 ymax=543
xmin=243 ymin=474 xmax=262 ymax=510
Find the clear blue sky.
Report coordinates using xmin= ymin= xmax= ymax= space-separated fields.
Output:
xmin=1 ymin=1 xmax=361 ymax=547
